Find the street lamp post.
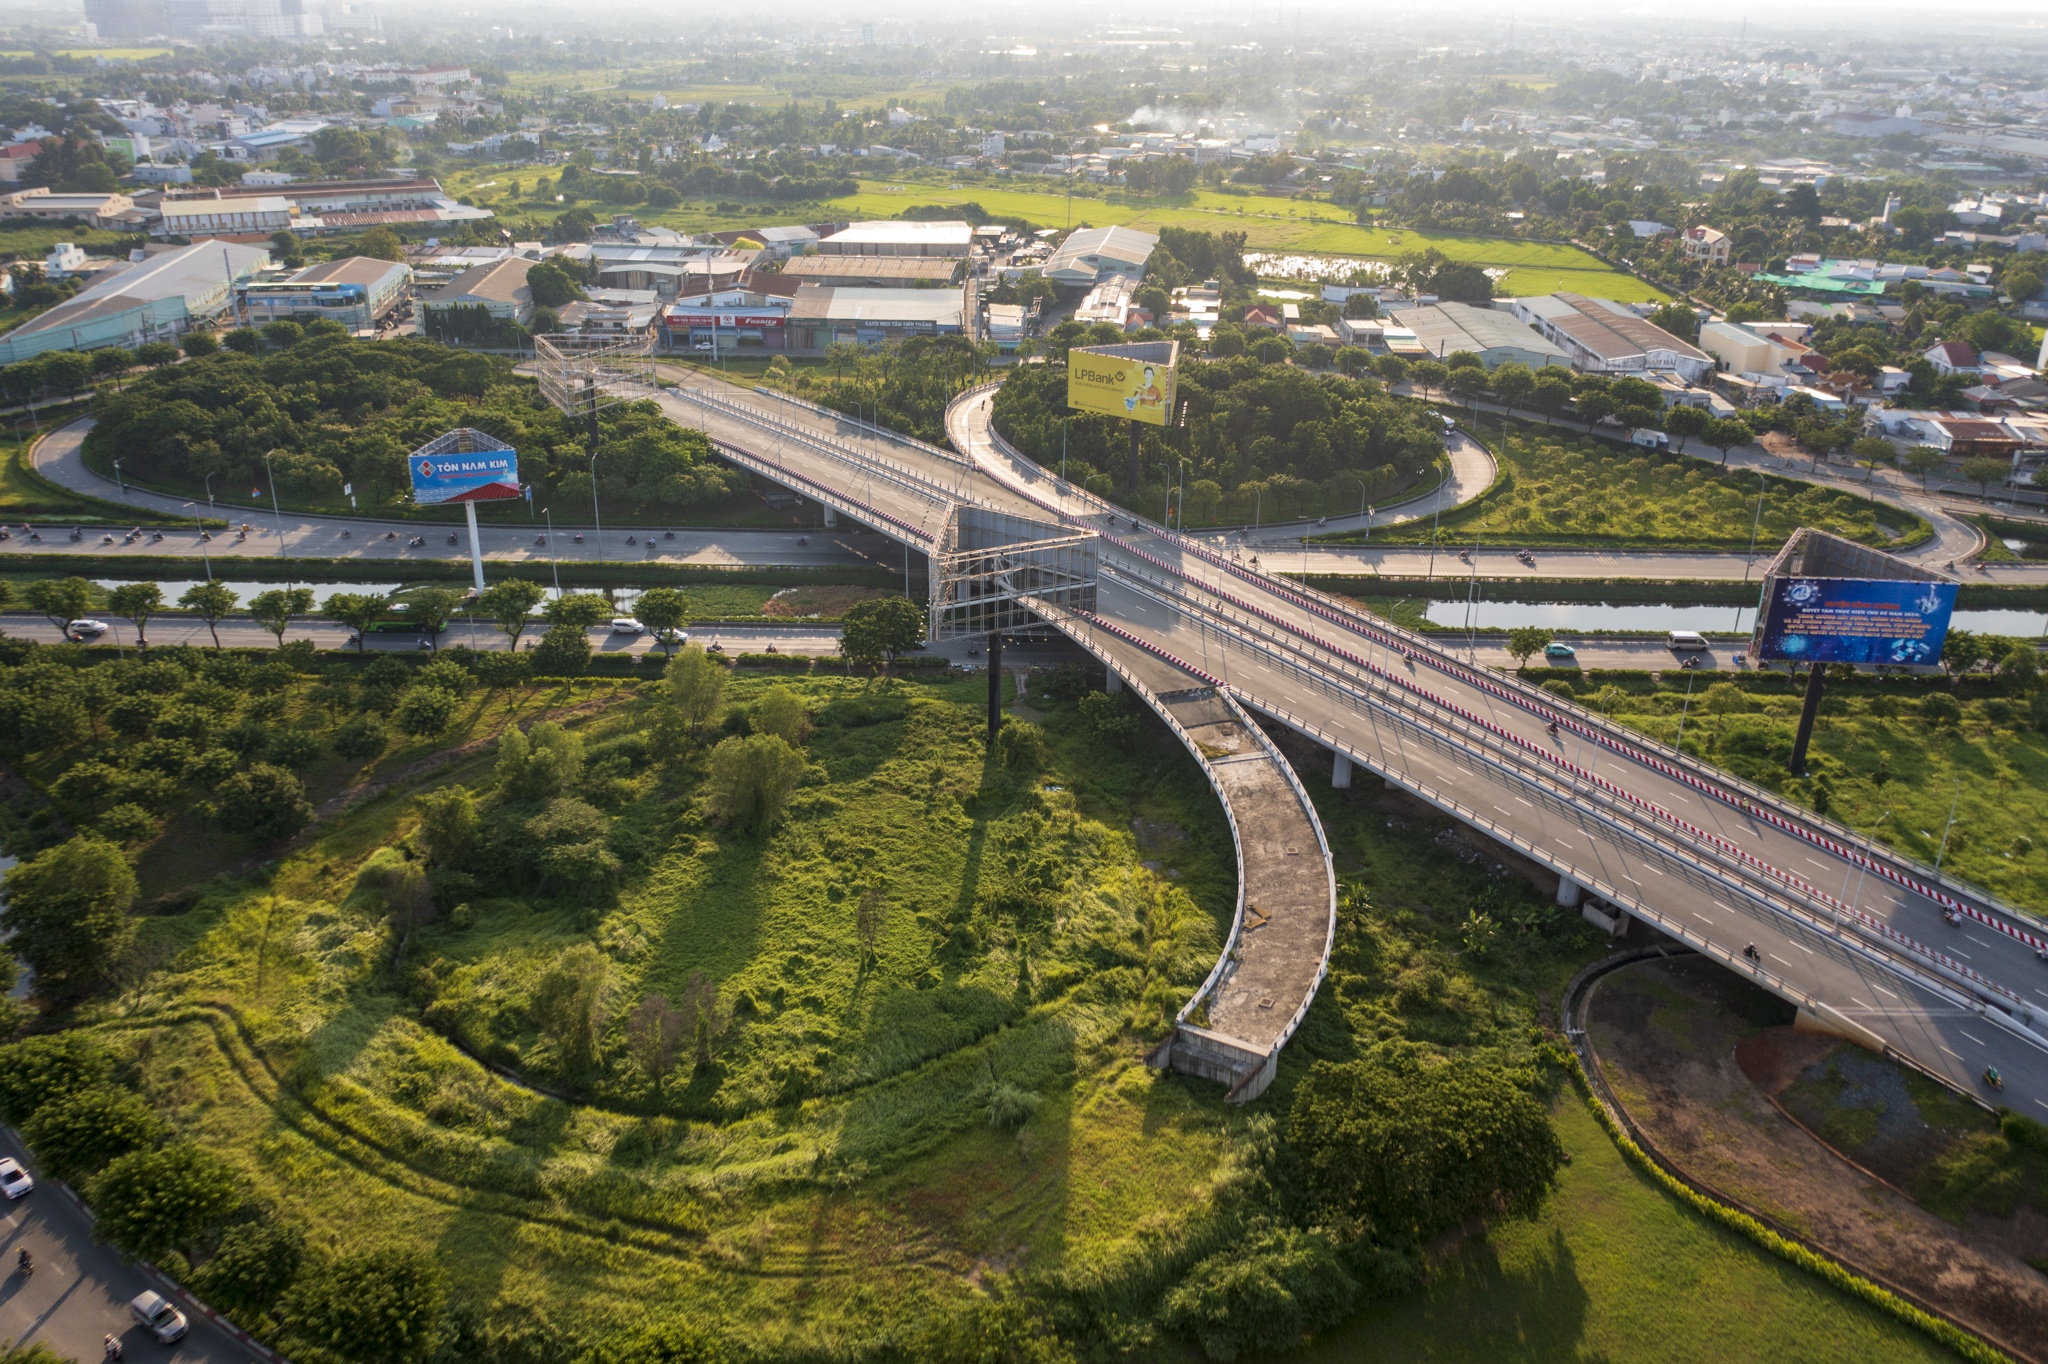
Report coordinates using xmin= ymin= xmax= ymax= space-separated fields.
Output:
xmin=1743 ymin=470 xmax=1765 ymax=582
xmin=261 ymin=449 xmax=287 ymax=564
xmin=1675 ymin=667 xmax=1698 ymax=749
xmin=542 ymin=507 xmax=561 ymax=597
xmin=112 ymin=458 xmax=125 ymax=496
xmin=588 ymin=452 xmax=605 ymax=563
xmin=203 ymin=471 xmax=215 ymax=512
xmin=182 ymin=501 xmax=210 ymax=582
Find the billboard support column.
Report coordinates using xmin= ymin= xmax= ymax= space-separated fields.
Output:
xmin=463 ymin=501 xmax=486 ymax=594
xmin=1127 ymin=422 xmax=1140 ymax=492
xmin=1789 ymin=664 xmax=1827 ymax=775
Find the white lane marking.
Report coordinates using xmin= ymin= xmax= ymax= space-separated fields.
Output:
xmin=1875 ymin=984 xmax=1900 ymax=1000
xmin=1792 ymin=942 xmax=1813 ymax=954
xmin=1513 ymin=795 xmax=1533 ymax=807
xmin=1555 ymin=841 xmax=1575 ymax=850
xmin=1851 ymin=997 xmax=1871 ymax=1009
xmin=1804 ymin=856 xmax=1829 ymax=869
xmin=1698 ymin=916 xmax=1714 ymax=926
xmin=1641 ymin=864 xmax=1665 ymax=876
xmin=1967 ymin=936 xmax=1994 ymax=949
xmin=1941 ymin=1045 xmax=1966 ymax=1061
xmin=1770 ymin=953 xmax=1793 ymax=967
xmin=1951 ymin=949 xmax=1973 ymax=961
xmin=2037 ymin=1099 xmax=2048 ymax=1113
xmin=1619 ymin=874 xmax=1641 ymax=886
xmin=1960 ymin=1031 xmax=1987 ymax=1047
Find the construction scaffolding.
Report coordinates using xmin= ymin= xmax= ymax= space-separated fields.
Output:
xmin=929 ymin=506 xmax=1098 ymax=640
xmin=532 ymin=331 xmax=660 ymax=424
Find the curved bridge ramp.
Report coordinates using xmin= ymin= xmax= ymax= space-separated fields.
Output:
xmin=1033 ymin=603 xmax=1335 ymax=1104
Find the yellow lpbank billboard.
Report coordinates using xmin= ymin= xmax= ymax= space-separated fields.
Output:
xmin=1067 ymin=340 xmax=1178 ymax=427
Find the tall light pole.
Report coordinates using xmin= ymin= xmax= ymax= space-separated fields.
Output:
xmin=1743 ymin=468 xmax=1766 ymax=582
xmin=262 ymin=448 xmax=287 ymax=564
xmin=542 ymin=507 xmax=561 ymax=597
xmin=183 ymin=501 xmax=210 ymax=581
xmin=203 ymin=471 xmax=215 ymax=512
xmin=588 ymin=451 xmax=605 ymax=563
xmin=112 ymin=458 xmax=125 ymax=496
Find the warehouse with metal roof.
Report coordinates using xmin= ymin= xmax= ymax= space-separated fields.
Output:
xmin=1385 ymin=301 xmax=1569 ymax=370
xmin=0 ymin=240 xmax=270 ymax=363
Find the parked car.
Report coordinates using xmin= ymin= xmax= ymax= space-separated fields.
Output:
xmin=610 ymin=617 xmax=644 ymax=634
xmin=0 ymin=1157 xmax=33 ymax=1199
xmin=129 ymin=1291 xmax=188 ymax=1343
xmin=1543 ymin=642 xmax=1578 ymax=662
xmin=66 ymin=618 xmax=108 ymax=637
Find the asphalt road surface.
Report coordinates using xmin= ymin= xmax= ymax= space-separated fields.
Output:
xmin=20 ymin=421 xmax=886 ymax=571
xmin=0 ymin=1128 xmax=261 ymax=1363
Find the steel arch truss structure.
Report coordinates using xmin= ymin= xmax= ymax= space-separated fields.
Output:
xmin=930 ymin=506 xmax=1098 ymax=641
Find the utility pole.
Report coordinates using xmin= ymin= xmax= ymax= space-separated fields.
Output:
xmin=584 ymin=375 xmax=605 ymax=562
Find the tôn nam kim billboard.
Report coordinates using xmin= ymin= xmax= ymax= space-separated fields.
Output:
xmin=1068 ymin=340 xmax=1177 ymax=427
xmin=1750 ymin=528 xmax=1957 ymax=669
xmin=409 ymin=428 xmax=522 ymax=505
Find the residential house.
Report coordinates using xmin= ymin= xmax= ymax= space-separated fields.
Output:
xmin=1924 ymin=341 xmax=1982 ymax=377
xmin=0 ymin=141 xmax=38 ymax=184
xmin=1681 ymin=225 xmax=1731 ymax=265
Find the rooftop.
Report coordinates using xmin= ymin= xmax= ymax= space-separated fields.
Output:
xmin=820 ymin=219 xmax=974 ymax=247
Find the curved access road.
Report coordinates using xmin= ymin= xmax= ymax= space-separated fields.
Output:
xmin=18 ymin=419 xmax=881 ymax=570
xmin=1187 ymin=427 xmax=1498 ymax=545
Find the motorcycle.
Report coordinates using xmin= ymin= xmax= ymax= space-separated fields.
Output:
xmin=447 ymin=533 xmax=458 ymax=545
xmin=341 ymin=530 xmax=351 ymax=539
xmin=1985 ymin=1067 xmax=2005 ymax=1092
xmin=103 ymin=1335 xmax=122 ymax=1361
xmin=101 ymin=534 xmax=114 ymax=544
xmin=535 ymin=536 xmax=547 ymax=546
xmin=663 ymin=530 xmax=675 ymax=540
xmin=386 ymin=531 xmax=397 ymax=540
xmin=16 ymin=1249 xmax=30 ymax=1278
xmin=797 ymin=536 xmax=808 ymax=546
xmin=626 ymin=535 xmax=637 ymax=546
xmin=1742 ymin=943 xmax=1759 ymax=962
xmin=1943 ymin=909 xmax=1963 ymax=927
xmin=573 ymin=533 xmax=585 ymax=544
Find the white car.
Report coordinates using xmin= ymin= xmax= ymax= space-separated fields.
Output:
xmin=0 ymin=1157 xmax=32 ymax=1199
xmin=652 ymin=628 xmax=688 ymax=646
xmin=66 ymin=618 xmax=108 ymax=637
xmin=130 ymin=1290 xmax=187 ymax=1343
xmin=610 ymin=617 xmax=644 ymax=634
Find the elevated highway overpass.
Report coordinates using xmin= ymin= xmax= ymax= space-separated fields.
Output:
xmin=652 ymin=367 xmax=2048 ymax=1114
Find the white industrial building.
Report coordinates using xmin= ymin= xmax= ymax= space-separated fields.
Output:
xmin=1043 ymin=225 xmax=1159 ymax=288
xmin=0 ymin=240 xmax=270 ymax=363
xmin=816 ymin=220 xmax=975 ymax=257
xmin=1510 ymin=293 xmax=1713 ymax=382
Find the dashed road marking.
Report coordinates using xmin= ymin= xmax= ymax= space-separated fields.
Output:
xmin=1875 ymin=984 xmax=1900 ymax=1000
xmin=1792 ymin=942 xmax=1813 ymax=954
xmin=1961 ymin=1031 xmax=1987 ymax=1047
xmin=1770 ymin=952 xmax=1793 ymax=967
xmin=1941 ymin=1045 xmax=1966 ymax=1061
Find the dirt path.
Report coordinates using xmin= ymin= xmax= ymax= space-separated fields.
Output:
xmin=1585 ymin=955 xmax=2048 ymax=1363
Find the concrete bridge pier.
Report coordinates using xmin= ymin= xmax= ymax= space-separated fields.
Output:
xmin=1331 ymin=752 xmax=1353 ymax=789
xmin=1105 ymin=669 xmax=1123 ymax=694
xmin=822 ymin=506 xmax=838 ymax=529
xmin=1556 ymin=875 xmax=1583 ymax=908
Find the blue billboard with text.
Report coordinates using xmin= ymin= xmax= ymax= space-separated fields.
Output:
xmin=1755 ymin=577 xmax=1957 ymax=667
xmin=409 ymin=444 xmax=521 ymax=505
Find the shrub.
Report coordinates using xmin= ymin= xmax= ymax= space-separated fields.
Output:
xmin=215 ymin=763 xmax=314 ymax=842
xmin=192 ymin=1218 xmax=306 ymax=1321
xmin=1287 ymin=1052 xmax=1564 ymax=1243
xmin=91 ymin=1142 xmax=244 ymax=1263
xmin=333 ymin=714 xmax=388 ymax=762
xmin=1160 ymin=1226 xmax=1358 ymax=1361
xmin=21 ymin=1083 xmax=165 ymax=1181
xmin=2 ymin=835 xmax=137 ymax=997
xmin=1921 ymin=693 xmax=1962 ymax=727
xmin=94 ymin=802 xmax=160 ymax=845
xmin=704 ymin=733 xmax=806 ymax=832
xmin=266 ymin=728 xmax=325 ymax=767
xmin=281 ymin=1247 xmax=446 ymax=1364
xmin=394 ymin=686 xmax=460 ymax=737
xmin=0 ymin=1032 xmax=114 ymax=1123
xmin=531 ymin=622 xmax=592 ymax=676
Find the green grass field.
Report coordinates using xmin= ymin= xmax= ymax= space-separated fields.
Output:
xmin=1286 ymin=1095 xmax=1951 ymax=1364
xmin=444 ymin=167 xmax=1662 ymax=301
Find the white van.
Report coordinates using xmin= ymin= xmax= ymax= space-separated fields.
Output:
xmin=1667 ymin=630 xmax=1709 ymax=651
